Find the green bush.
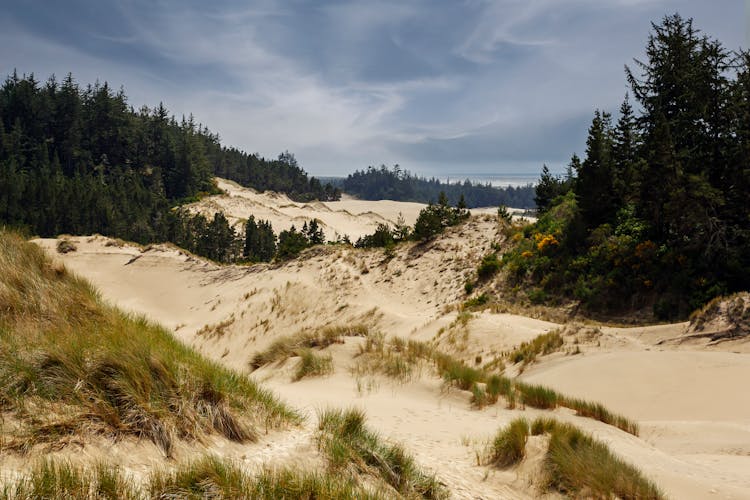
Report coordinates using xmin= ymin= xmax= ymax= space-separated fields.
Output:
xmin=477 ymin=253 xmax=501 ymax=280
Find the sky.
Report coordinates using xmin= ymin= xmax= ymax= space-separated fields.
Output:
xmin=1 ymin=0 xmax=745 ymax=178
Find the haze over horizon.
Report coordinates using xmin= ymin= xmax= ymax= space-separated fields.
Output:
xmin=2 ymin=0 xmax=743 ymax=177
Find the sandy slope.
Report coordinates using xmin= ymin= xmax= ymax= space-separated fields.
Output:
xmin=185 ymin=178 xmax=506 ymax=242
xmin=30 ymin=207 xmax=750 ymax=498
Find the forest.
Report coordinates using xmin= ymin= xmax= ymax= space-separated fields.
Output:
xmin=340 ymin=165 xmax=535 ymax=208
xmin=0 ymin=72 xmax=339 ymax=246
xmin=504 ymin=14 xmax=750 ymax=319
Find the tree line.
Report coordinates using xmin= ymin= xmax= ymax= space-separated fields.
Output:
xmin=340 ymin=165 xmax=535 ymax=208
xmin=0 ymin=72 xmax=339 ymax=248
xmin=508 ymin=14 xmax=750 ymax=318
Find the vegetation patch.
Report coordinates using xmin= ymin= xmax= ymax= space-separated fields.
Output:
xmin=317 ymin=408 xmax=448 ymax=499
xmin=0 ymin=231 xmax=297 ymax=457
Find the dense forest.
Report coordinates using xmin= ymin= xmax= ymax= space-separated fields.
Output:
xmin=0 ymin=72 xmax=338 ymax=246
xmin=503 ymin=14 xmax=750 ymax=319
xmin=340 ymin=165 xmax=535 ymax=208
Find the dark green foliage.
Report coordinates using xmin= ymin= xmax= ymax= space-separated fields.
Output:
xmin=303 ymin=219 xmax=325 ymax=245
xmin=477 ymin=253 xmax=501 ymax=280
xmin=507 ymin=14 xmax=750 ymax=318
xmin=276 ymin=225 xmax=310 ymax=260
xmin=412 ymin=192 xmax=469 ymax=241
xmin=243 ymin=215 xmax=276 ymax=262
xmin=0 ymin=72 xmax=336 ymax=259
xmin=167 ymin=209 xmax=242 ymax=263
xmin=342 ymin=164 xmax=535 ymax=208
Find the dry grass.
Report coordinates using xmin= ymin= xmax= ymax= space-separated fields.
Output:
xmin=0 ymin=230 xmax=298 ymax=456
xmin=250 ymin=324 xmax=371 ymax=370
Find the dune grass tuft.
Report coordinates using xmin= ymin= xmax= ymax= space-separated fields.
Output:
xmin=317 ymin=408 xmax=448 ymax=499
xmin=293 ymin=349 xmax=334 ymax=381
xmin=507 ymin=330 xmax=564 ymax=370
xmin=538 ymin=420 xmax=663 ymax=499
xmin=486 ymin=418 xmax=529 ymax=468
xmin=0 ymin=230 xmax=298 ymax=456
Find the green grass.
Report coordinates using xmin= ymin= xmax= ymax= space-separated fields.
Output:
xmin=507 ymin=331 xmax=564 ymax=370
xmin=293 ymin=348 xmax=334 ymax=381
xmin=539 ymin=420 xmax=663 ymax=499
xmin=251 ymin=324 xmax=371 ymax=370
xmin=4 ymin=459 xmax=140 ymax=500
xmin=317 ymin=408 xmax=448 ymax=499
xmin=486 ymin=418 xmax=529 ymax=467
xmin=4 ymin=457 xmax=380 ymax=500
xmin=514 ymin=382 xmax=559 ymax=409
xmin=0 ymin=230 xmax=298 ymax=456
xmin=558 ymin=397 xmax=640 ymax=436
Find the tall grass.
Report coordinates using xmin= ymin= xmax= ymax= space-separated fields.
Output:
xmin=317 ymin=408 xmax=448 ymax=499
xmin=0 ymin=231 xmax=298 ymax=456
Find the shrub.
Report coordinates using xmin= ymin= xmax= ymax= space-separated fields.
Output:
xmin=56 ymin=238 xmax=77 ymax=254
xmin=477 ymin=253 xmax=501 ymax=280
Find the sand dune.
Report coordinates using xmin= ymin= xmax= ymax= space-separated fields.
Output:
xmin=185 ymin=178 xmax=505 ymax=242
xmin=30 ymin=200 xmax=750 ymax=498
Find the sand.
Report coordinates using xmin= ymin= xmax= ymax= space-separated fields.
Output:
xmin=26 ymin=190 xmax=750 ymax=499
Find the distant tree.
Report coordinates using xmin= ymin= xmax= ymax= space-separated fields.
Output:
xmin=277 ymin=225 xmax=309 ymax=259
xmin=244 ymin=215 xmax=276 ymax=262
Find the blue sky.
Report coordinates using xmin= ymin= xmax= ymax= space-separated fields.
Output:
xmin=1 ymin=0 xmax=745 ymax=177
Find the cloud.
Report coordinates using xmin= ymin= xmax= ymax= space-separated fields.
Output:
xmin=1 ymin=0 xmax=745 ymax=176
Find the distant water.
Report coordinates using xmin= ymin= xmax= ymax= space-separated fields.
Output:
xmin=437 ymin=173 xmax=539 ymax=187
